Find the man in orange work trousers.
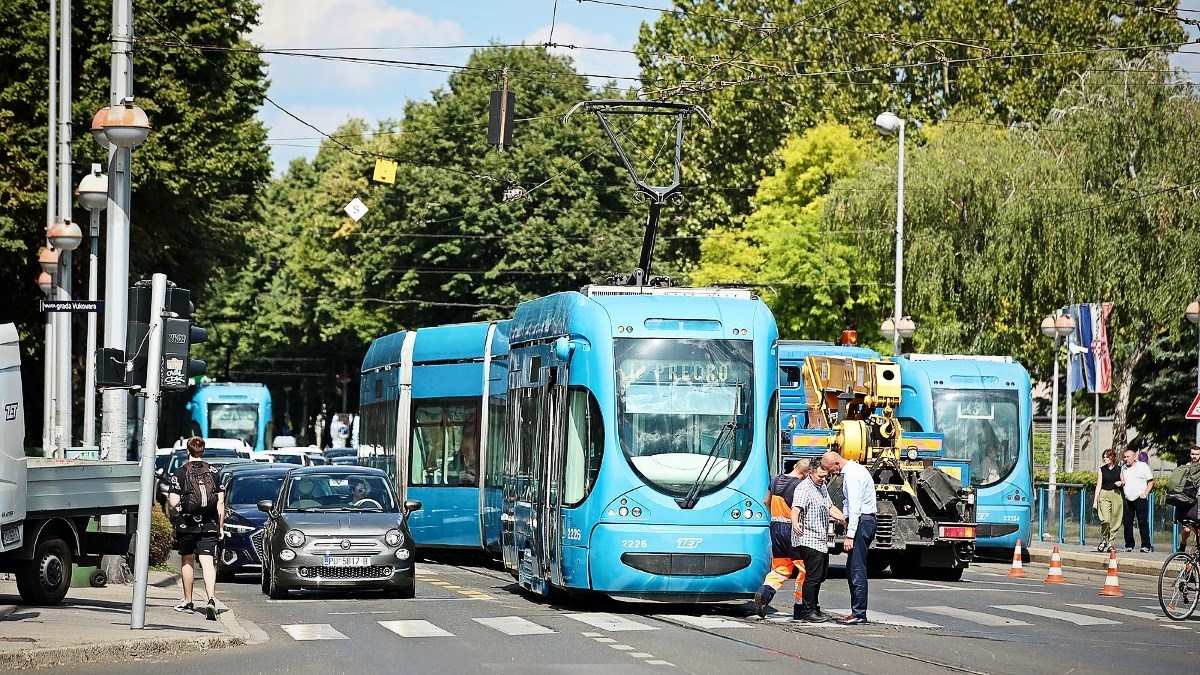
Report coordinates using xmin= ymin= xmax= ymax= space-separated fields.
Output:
xmin=754 ymin=459 xmax=813 ymax=620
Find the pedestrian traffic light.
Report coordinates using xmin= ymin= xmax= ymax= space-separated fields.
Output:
xmin=160 ymin=287 xmax=207 ymax=391
xmin=123 ymin=281 xmax=154 ymax=389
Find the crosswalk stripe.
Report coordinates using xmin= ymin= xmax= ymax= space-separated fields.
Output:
xmin=910 ymin=606 xmax=1031 ymax=626
xmin=1065 ymin=604 xmax=1164 ymax=621
xmin=660 ymin=614 xmax=754 ymax=629
xmin=379 ymin=619 xmax=455 ymax=637
xmin=990 ymin=605 xmax=1120 ymax=626
xmin=281 ymin=624 xmax=348 ymax=640
xmin=473 ymin=616 xmax=556 ymax=635
xmin=825 ymin=609 xmax=941 ymax=628
xmin=565 ymin=613 xmax=659 ymax=632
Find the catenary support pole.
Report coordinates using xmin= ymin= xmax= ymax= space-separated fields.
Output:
xmin=43 ymin=0 xmax=58 ymax=456
xmin=1049 ymin=335 xmax=1060 ymax=518
xmin=55 ymin=0 xmax=74 ymax=454
xmin=131 ymin=274 xmax=166 ymax=630
xmin=101 ymin=0 xmax=134 ymax=463
xmin=892 ymin=122 xmax=905 ymax=357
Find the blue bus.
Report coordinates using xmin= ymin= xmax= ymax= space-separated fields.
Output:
xmin=187 ymin=383 xmax=273 ymax=452
xmin=360 ymin=285 xmax=779 ymax=601
xmin=893 ymin=355 xmax=1034 ymax=555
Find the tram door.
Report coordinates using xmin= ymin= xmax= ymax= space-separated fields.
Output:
xmin=540 ymin=368 xmax=567 ymax=588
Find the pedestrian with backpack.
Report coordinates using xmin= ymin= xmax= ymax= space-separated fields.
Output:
xmin=167 ymin=436 xmax=225 ymax=620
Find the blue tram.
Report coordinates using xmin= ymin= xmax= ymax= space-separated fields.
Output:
xmin=360 ymin=285 xmax=779 ymax=600
xmin=187 ymin=382 xmax=273 ymax=452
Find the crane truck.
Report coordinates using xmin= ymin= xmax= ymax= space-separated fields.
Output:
xmin=1 ymin=323 xmax=139 ymax=604
xmin=780 ymin=340 xmax=977 ymax=580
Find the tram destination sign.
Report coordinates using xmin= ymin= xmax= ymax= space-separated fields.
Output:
xmin=40 ymin=300 xmax=103 ymax=313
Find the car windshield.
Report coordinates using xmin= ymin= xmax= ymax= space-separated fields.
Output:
xmin=228 ymin=474 xmax=286 ymax=507
xmin=285 ymin=473 xmax=397 ymax=512
xmin=614 ymin=338 xmax=754 ymax=498
xmin=931 ymin=388 xmax=1021 ymax=488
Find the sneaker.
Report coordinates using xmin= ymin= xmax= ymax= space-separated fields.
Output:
xmin=173 ymin=601 xmax=194 ymax=613
xmin=1094 ymin=544 xmax=1106 ymax=552
xmin=835 ymin=615 xmax=868 ymax=626
xmin=753 ymin=588 xmax=767 ymax=619
xmin=205 ymin=599 xmax=218 ymax=621
xmin=1139 ymin=547 xmax=1152 ymax=554
xmin=1124 ymin=547 xmax=1133 ymax=553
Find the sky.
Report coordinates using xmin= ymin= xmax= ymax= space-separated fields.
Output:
xmin=250 ymin=0 xmax=1200 ymax=173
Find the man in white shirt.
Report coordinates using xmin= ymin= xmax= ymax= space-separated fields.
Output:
xmin=1118 ymin=449 xmax=1155 ymax=553
xmin=821 ymin=451 xmax=877 ymax=625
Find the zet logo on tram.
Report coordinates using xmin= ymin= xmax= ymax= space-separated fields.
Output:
xmin=676 ymin=537 xmax=703 ymax=549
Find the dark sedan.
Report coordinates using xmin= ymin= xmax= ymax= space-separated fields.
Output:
xmin=215 ymin=464 xmax=292 ymax=581
xmin=258 ymin=466 xmax=420 ymax=599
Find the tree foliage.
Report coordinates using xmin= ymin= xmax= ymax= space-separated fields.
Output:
xmin=827 ymin=56 xmax=1200 ymax=452
xmin=691 ymin=122 xmax=881 ymax=340
xmin=635 ymin=0 xmax=1186 ymax=247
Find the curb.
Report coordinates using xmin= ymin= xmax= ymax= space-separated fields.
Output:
xmin=0 ymin=633 xmax=247 ymax=671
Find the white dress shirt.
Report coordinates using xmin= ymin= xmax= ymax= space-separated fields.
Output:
xmin=841 ymin=460 xmax=877 ymax=538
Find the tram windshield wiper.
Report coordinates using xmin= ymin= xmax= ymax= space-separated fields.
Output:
xmin=675 ymin=419 xmax=737 ymax=510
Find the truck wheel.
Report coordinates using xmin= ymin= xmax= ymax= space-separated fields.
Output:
xmin=89 ymin=569 xmax=108 ymax=588
xmin=16 ymin=537 xmax=73 ymax=605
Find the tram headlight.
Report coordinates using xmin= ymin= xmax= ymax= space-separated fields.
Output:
xmin=385 ymin=529 xmax=404 ymax=547
xmin=731 ymin=509 xmax=741 ymax=519
xmin=907 ymin=448 xmax=919 ymax=460
xmin=631 ymin=507 xmax=642 ymax=517
xmin=284 ymin=529 xmax=305 ymax=547
xmin=743 ymin=509 xmax=753 ymax=519
xmin=618 ymin=507 xmax=629 ymax=517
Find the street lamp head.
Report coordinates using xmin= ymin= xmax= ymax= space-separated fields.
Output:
xmin=1187 ymin=300 xmax=1200 ymax=325
xmin=37 ymin=271 xmax=54 ymax=296
xmin=90 ymin=106 xmax=112 ymax=149
xmin=881 ymin=317 xmax=897 ymax=339
xmin=897 ymin=316 xmax=916 ymax=339
xmin=1054 ymin=312 xmax=1076 ymax=337
xmin=875 ymin=111 xmax=904 ymax=136
xmin=76 ymin=163 xmax=108 ymax=212
xmin=38 ymin=247 xmax=60 ymax=275
xmin=1040 ymin=315 xmax=1058 ymax=338
xmin=99 ymin=98 xmax=151 ymax=149
xmin=47 ymin=220 xmax=83 ymax=251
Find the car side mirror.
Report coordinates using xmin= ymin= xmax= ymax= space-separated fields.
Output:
xmin=257 ymin=499 xmax=274 ymax=513
xmin=404 ymin=499 xmax=422 ymax=514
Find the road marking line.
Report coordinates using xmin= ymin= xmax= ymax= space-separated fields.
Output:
xmin=659 ymin=614 xmax=753 ymax=629
xmin=825 ymin=608 xmax=941 ymax=628
xmin=1159 ymin=624 xmax=1191 ymax=630
xmin=580 ymin=632 xmax=603 ymax=637
xmin=888 ymin=579 xmax=954 ymax=589
xmin=379 ymin=620 xmax=455 ymax=637
xmin=281 ymin=624 xmax=348 ymax=640
xmin=429 ymin=581 xmax=453 ymax=586
xmin=444 ymin=584 xmax=465 ymax=589
xmin=1066 ymin=603 xmax=1164 ymax=621
xmin=646 ymin=660 xmax=676 ymax=667
xmin=565 ymin=613 xmax=659 ymax=631
xmin=593 ymin=637 xmax=617 ymax=643
xmin=884 ymin=588 xmax=1052 ymax=595
xmin=990 ymin=605 xmax=1120 ymax=626
xmin=609 ymin=644 xmax=636 ymax=651
xmin=473 ymin=616 xmax=556 ymax=635
xmin=910 ymin=606 xmax=1031 ymax=626
xmin=629 ymin=653 xmax=654 ymax=658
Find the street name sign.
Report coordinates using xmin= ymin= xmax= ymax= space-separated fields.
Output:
xmin=40 ymin=300 xmax=103 ymax=312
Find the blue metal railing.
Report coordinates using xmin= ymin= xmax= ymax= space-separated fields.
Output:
xmin=1034 ymin=483 xmax=1176 ymax=551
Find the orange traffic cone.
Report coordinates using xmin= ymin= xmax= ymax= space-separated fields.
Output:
xmin=1006 ymin=539 xmax=1027 ymax=578
xmin=1044 ymin=546 xmax=1066 ymax=584
xmin=1098 ymin=550 xmax=1124 ymax=597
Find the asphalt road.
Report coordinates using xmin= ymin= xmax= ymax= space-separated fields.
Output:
xmin=56 ymin=556 xmax=1198 ymax=674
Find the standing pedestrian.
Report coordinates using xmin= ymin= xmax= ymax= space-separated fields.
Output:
xmin=791 ymin=462 xmax=845 ymax=623
xmin=168 ymin=436 xmax=225 ymax=620
xmin=754 ymin=459 xmax=810 ymax=618
xmin=821 ymin=450 xmax=877 ymax=625
xmin=1118 ymin=448 xmax=1154 ymax=553
xmin=1092 ymin=449 xmax=1123 ymax=552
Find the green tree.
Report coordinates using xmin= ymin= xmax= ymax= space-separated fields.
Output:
xmin=826 ymin=56 xmax=1200 ymax=453
xmin=692 ymin=122 xmax=881 ymax=340
xmin=635 ymin=0 xmax=1185 ymax=249
xmin=0 ymin=1 xmax=270 ymax=440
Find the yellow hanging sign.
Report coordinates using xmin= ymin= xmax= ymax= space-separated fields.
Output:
xmin=373 ymin=158 xmax=398 ymax=184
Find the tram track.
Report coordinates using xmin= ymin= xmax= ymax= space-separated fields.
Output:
xmin=427 ymin=557 xmax=996 ymax=674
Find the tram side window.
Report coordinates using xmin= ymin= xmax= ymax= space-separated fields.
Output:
xmin=410 ymin=398 xmax=480 ymax=487
xmin=767 ymin=391 xmax=780 ymax=477
xmin=780 ymin=366 xmax=802 ymax=388
xmin=563 ymin=387 xmax=604 ymax=507
xmin=484 ymin=394 xmax=506 ymax=488
xmin=359 ymin=394 xmax=398 ymax=480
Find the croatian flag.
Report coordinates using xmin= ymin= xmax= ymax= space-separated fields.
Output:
xmin=1066 ymin=303 xmax=1113 ymax=393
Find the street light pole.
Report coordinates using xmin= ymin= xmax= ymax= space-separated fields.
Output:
xmin=77 ymin=164 xmax=108 ymax=448
xmin=44 ymin=0 xmax=58 ymax=456
xmin=1187 ymin=301 xmax=1200 ymax=445
xmin=55 ymin=0 xmax=75 ymax=454
xmin=875 ymin=112 xmax=905 ymax=356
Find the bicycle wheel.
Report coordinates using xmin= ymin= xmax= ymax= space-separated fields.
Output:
xmin=1158 ymin=553 xmax=1200 ymax=620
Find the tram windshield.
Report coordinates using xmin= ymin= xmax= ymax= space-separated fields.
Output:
xmin=208 ymin=403 xmax=259 ymax=446
xmin=930 ymin=389 xmax=1020 ymax=488
xmin=614 ymin=338 xmax=754 ymax=498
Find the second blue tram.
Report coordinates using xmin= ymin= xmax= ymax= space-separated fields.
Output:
xmin=360 ymin=285 xmax=779 ymax=600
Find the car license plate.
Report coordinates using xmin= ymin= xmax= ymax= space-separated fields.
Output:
xmin=323 ymin=556 xmax=370 ymax=567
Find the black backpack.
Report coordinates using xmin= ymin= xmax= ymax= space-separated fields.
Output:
xmin=181 ymin=461 xmax=218 ymax=516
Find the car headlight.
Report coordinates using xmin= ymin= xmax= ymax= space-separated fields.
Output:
xmin=284 ymin=529 xmax=306 ymax=547
xmin=224 ymin=523 xmax=255 ymax=535
xmin=279 ymin=549 xmax=296 ymax=561
xmin=396 ymin=548 xmax=411 ymax=561
xmin=385 ymin=529 xmax=404 ymax=547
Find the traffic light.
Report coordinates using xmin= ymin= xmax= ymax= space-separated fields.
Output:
xmin=160 ymin=287 xmax=207 ymax=391
xmin=123 ymin=281 xmax=154 ymax=388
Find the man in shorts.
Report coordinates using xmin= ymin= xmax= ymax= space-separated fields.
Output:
xmin=168 ymin=437 xmax=225 ymax=620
